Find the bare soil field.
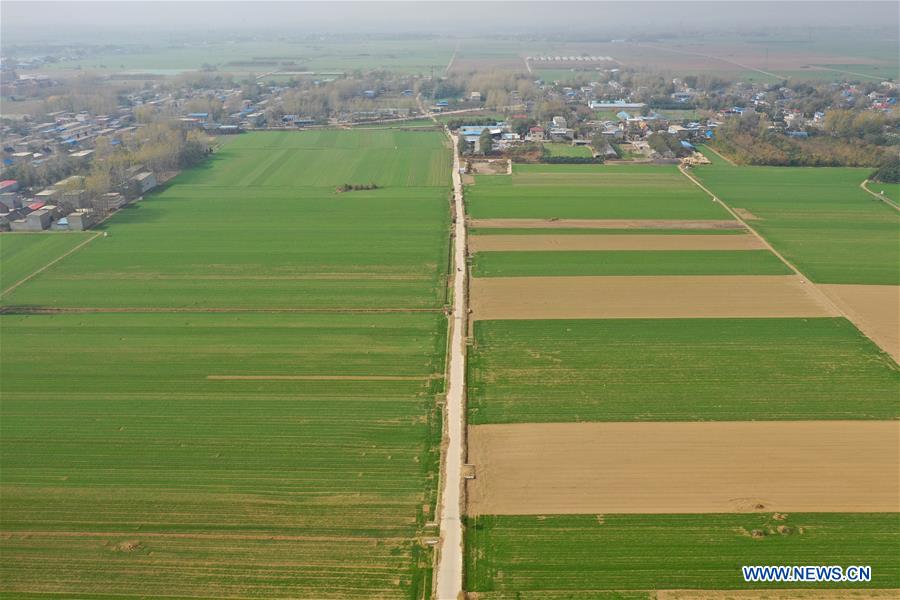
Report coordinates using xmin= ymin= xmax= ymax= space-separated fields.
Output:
xmin=818 ymin=284 xmax=899 ymax=361
xmin=468 ymin=234 xmax=764 ymax=252
xmin=469 ymin=219 xmax=744 ymax=230
xmin=658 ymin=592 xmax=900 ymax=600
xmin=467 ymin=421 xmax=900 ymax=515
xmin=470 ymin=160 xmax=508 ymax=175
xmin=449 ymin=57 xmax=528 ymax=72
xmin=469 ymin=275 xmax=838 ymax=321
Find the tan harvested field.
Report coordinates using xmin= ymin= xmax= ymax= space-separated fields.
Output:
xmin=469 ymin=218 xmax=745 ymax=230
xmin=469 ymin=275 xmax=839 ymax=321
xmin=471 ymin=160 xmax=508 ymax=175
xmin=818 ymin=284 xmax=900 ymax=362
xmin=449 ymin=57 xmax=528 ymax=72
xmin=468 ymin=233 xmax=764 ymax=252
xmin=657 ymin=591 xmax=900 ymax=600
xmin=467 ymin=421 xmax=900 ymax=515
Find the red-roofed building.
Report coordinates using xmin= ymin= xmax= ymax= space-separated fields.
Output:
xmin=27 ymin=200 xmax=46 ymax=211
xmin=0 ymin=180 xmax=19 ymax=193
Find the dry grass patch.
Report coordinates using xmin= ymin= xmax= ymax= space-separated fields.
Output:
xmin=818 ymin=284 xmax=899 ymax=361
xmin=467 ymin=421 xmax=900 ymax=515
xmin=657 ymin=592 xmax=900 ymax=600
xmin=470 ymin=275 xmax=838 ymax=321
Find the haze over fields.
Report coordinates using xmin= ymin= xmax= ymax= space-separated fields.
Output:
xmin=3 ymin=1 xmax=899 ymax=40
xmin=1 ymin=1 xmax=898 ymax=599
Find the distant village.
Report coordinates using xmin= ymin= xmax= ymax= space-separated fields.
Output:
xmin=2 ymin=55 xmax=897 ymax=232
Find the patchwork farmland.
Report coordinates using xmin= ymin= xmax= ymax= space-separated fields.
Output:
xmin=0 ymin=129 xmax=452 ymax=599
xmin=2 ymin=123 xmax=898 ymax=599
xmin=462 ymin=159 xmax=899 ymax=595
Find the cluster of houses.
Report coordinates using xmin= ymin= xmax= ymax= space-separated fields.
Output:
xmin=0 ymin=165 xmax=157 ymax=232
xmin=2 ymin=108 xmax=139 ymax=170
xmin=459 ymin=105 xmax=711 ymax=160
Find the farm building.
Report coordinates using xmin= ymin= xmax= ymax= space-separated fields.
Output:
xmin=590 ymin=100 xmax=646 ymax=110
xmin=131 ymin=171 xmax=158 ymax=194
xmin=460 ymin=125 xmax=504 ymax=144
xmin=34 ymin=188 xmax=61 ymax=203
xmin=9 ymin=208 xmax=51 ymax=232
xmin=66 ymin=210 xmax=97 ymax=231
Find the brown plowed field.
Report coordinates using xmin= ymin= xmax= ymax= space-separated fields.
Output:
xmin=818 ymin=284 xmax=899 ymax=362
xmin=469 ymin=275 xmax=838 ymax=321
xmin=658 ymin=591 xmax=900 ymax=600
xmin=468 ymin=233 xmax=765 ymax=252
xmin=469 ymin=218 xmax=744 ymax=230
xmin=467 ymin=421 xmax=900 ymax=515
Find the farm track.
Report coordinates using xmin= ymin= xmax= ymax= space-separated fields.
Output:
xmin=435 ymin=129 xmax=466 ymax=600
xmin=0 ymin=232 xmax=101 ymax=297
xmin=679 ymin=165 xmax=846 ymax=313
xmin=861 ymin=180 xmax=900 ymax=210
xmin=681 ymin=162 xmax=900 ymax=361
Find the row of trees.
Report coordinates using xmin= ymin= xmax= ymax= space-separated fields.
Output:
xmin=872 ymin=156 xmax=900 ymax=183
xmin=712 ymin=112 xmax=894 ymax=167
xmin=647 ymin=131 xmax=692 ymax=158
xmin=3 ymin=123 xmax=212 ymax=205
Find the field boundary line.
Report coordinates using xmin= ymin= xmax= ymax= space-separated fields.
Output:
xmin=0 ymin=306 xmax=444 ymax=314
xmin=861 ymin=180 xmax=900 ymax=211
xmin=0 ymin=530 xmax=407 ymax=542
xmin=207 ymin=374 xmax=437 ymax=381
xmin=635 ymin=42 xmax=786 ymax=80
xmin=445 ymin=44 xmax=458 ymax=75
xmin=679 ymin=164 xmax=858 ymax=323
xmin=1 ymin=232 xmax=102 ymax=298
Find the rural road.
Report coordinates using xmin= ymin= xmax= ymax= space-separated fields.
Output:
xmin=435 ymin=131 xmax=467 ymax=600
xmin=636 ymin=42 xmax=786 ymax=81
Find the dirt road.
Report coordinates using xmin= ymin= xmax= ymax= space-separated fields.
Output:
xmin=435 ymin=131 xmax=466 ymax=600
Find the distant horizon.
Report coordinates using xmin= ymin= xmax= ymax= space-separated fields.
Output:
xmin=3 ymin=1 xmax=898 ymax=45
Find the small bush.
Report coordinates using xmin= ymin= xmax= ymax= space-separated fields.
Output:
xmin=336 ymin=183 xmax=379 ymax=193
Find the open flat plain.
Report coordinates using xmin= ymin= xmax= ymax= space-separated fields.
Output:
xmin=0 ymin=129 xmax=452 ymax=599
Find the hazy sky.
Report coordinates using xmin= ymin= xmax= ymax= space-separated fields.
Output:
xmin=3 ymin=1 xmax=898 ymax=43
